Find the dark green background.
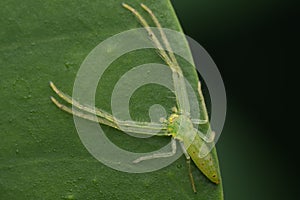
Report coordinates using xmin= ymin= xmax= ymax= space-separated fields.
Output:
xmin=171 ymin=0 xmax=296 ymax=199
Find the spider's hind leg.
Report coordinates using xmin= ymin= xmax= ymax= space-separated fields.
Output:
xmin=133 ymin=138 xmax=177 ymax=163
xmin=179 ymin=142 xmax=197 ymax=193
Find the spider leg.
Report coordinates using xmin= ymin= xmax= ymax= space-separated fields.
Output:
xmin=50 ymin=96 xmax=119 ymax=129
xmin=122 ymin=3 xmax=175 ymax=70
xmin=133 ymin=137 xmax=177 ymax=163
xmin=50 ymin=81 xmax=166 ymax=133
xmin=123 ymin=3 xmax=190 ymax=115
xmin=50 ymin=96 xmax=168 ymax=136
xmin=191 ymin=118 xmax=208 ymax=125
xmin=140 ymin=3 xmax=179 ymax=68
xmin=194 ymin=128 xmax=215 ymax=143
xmin=50 ymin=81 xmax=114 ymax=122
xmin=179 ymin=142 xmax=197 ymax=193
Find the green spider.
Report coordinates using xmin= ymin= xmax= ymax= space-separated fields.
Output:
xmin=50 ymin=3 xmax=220 ymax=192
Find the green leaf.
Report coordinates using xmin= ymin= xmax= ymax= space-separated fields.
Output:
xmin=0 ymin=0 xmax=223 ymax=199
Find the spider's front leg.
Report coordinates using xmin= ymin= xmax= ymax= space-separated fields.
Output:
xmin=50 ymin=81 xmax=169 ymax=136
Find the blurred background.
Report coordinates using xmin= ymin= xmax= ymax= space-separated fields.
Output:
xmin=171 ymin=0 xmax=296 ymax=199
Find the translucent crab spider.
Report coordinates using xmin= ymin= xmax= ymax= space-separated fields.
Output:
xmin=50 ymin=3 xmax=219 ymax=193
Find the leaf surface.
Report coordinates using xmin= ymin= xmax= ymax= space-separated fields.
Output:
xmin=0 ymin=0 xmax=223 ymax=199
